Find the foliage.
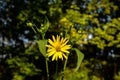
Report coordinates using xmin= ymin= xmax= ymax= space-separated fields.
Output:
xmin=114 ymin=71 xmax=120 ymax=80
xmin=63 ymin=59 xmax=104 ymax=80
xmin=0 ymin=0 xmax=120 ymax=80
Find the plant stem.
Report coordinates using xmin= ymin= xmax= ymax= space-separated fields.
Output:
xmin=62 ymin=57 xmax=68 ymax=80
xmin=42 ymin=33 xmax=45 ymax=40
xmin=45 ymin=59 xmax=49 ymax=80
xmin=42 ymin=34 xmax=49 ymax=80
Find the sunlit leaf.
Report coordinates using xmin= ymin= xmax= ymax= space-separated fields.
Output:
xmin=37 ymin=40 xmax=47 ymax=57
xmin=72 ymin=48 xmax=84 ymax=71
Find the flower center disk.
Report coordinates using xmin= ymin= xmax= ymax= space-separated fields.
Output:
xmin=56 ymin=46 xmax=61 ymax=52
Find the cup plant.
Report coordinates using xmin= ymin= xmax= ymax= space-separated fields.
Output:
xmin=27 ymin=17 xmax=84 ymax=80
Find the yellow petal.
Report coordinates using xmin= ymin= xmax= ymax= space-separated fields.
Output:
xmin=52 ymin=35 xmax=56 ymax=42
xmin=48 ymin=51 xmax=56 ymax=57
xmin=56 ymin=35 xmax=60 ymax=43
xmin=62 ymin=38 xmax=67 ymax=43
xmin=52 ymin=53 xmax=57 ymax=61
xmin=47 ymin=48 xmax=55 ymax=52
xmin=61 ymin=40 xmax=69 ymax=47
xmin=48 ymin=39 xmax=56 ymax=47
xmin=61 ymin=45 xmax=71 ymax=50
xmin=58 ymin=52 xmax=63 ymax=60
xmin=60 ymin=38 xmax=64 ymax=44
xmin=61 ymin=49 xmax=70 ymax=53
xmin=46 ymin=45 xmax=53 ymax=48
xmin=62 ymin=53 xmax=67 ymax=59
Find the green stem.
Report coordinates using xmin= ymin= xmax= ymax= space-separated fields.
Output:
xmin=42 ymin=33 xmax=45 ymax=40
xmin=31 ymin=26 xmax=37 ymax=34
xmin=62 ymin=57 xmax=68 ymax=80
xmin=45 ymin=59 xmax=49 ymax=80
xmin=42 ymin=34 xmax=49 ymax=80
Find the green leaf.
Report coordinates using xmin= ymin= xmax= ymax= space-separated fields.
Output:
xmin=72 ymin=48 xmax=84 ymax=71
xmin=44 ymin=16 xmax=49 ymax=32
xmin=36 ymin=17 xmax=49 ymax=34
xmin=37 ymin=40 xmax=47 ymax=57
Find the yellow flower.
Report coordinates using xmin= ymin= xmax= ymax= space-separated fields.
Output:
xmin=46 ymin=35 xmax=71 ymax=61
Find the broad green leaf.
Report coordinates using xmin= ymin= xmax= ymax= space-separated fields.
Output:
xmin=37 ymin=40 xmax=47 ymax=57
xmin=72 ymin=48 xmax=84 ymax=71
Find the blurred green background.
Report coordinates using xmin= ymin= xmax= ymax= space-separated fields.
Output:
xmin=0 ymin=0 xmax=120 ymax=80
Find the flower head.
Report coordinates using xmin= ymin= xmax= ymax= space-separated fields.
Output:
xmin=46 ymin=35 xmax=71 ymax=61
